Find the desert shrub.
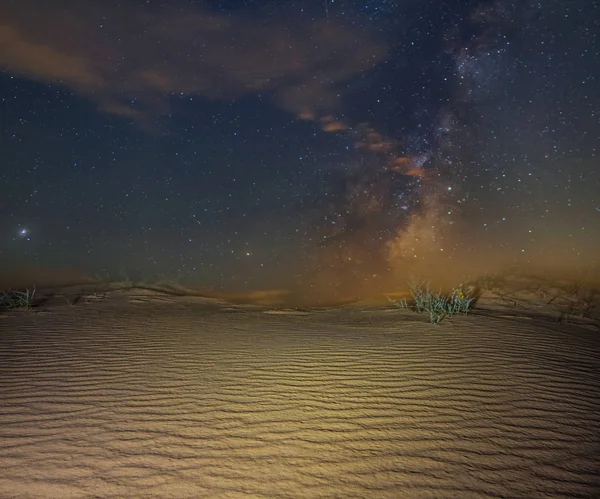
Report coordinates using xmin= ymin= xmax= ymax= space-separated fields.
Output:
xmin=392 ymin=280 xmax=474 ymax=324
xmin=0 ymin=287 xmax=36 ymax=310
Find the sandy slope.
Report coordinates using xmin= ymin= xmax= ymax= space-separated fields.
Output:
xmin=1 ymin=290 xmax=599 ymax=498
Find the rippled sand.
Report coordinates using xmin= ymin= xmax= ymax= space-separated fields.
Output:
xmin=1 ymin=289 xmax=599 ymax=498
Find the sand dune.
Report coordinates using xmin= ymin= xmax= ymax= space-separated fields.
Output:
xmin=1 ymin=288 xmax=599 ymax=498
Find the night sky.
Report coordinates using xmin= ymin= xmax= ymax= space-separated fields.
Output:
xmin=1 ymin=0 xmax=598 ymax=301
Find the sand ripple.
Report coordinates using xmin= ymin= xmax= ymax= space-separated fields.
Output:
xmin=1 ymin=303 xmax=599 ymax=498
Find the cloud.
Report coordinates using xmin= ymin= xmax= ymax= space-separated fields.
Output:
xmin=0 ymin=1 xmax=386 ymax=127
xmin=320 ymin=116 xmax=349 ymax=132
xmin=389 ymin=157 xmax=426 ymax=177
xmin=353 ymin=123 xmax=396 ymax=152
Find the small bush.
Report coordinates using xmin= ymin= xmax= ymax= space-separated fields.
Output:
xmin=391 ymin=280 xmax=474 ymax=324
xmin=0 ymin=287 xmax=36 ymax=311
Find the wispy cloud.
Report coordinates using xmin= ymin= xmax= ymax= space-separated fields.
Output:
xmin=0 ymin=1 xmax=386 ymax=128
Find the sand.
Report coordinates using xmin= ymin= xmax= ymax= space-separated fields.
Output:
xmin=1 ymin=284 xmax=599 ymax=498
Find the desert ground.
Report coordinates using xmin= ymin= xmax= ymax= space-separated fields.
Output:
xmin=1 ymin=275 xmax=599 ymax=498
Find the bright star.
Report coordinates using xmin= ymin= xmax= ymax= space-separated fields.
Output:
xmin=18 ymin=228 xmax=32 ymax=241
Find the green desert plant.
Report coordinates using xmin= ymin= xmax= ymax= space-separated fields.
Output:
xmin=0 ymin=286 xmax=36 ymax=310
xmin=391 ymin=280 xmax=475 ymax=324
